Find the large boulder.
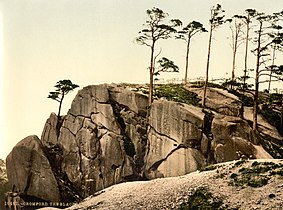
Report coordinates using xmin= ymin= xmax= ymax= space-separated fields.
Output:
xmin=41 ymin=112 xmax=60 ymax=147
xmin=41 ymin=84 xmax=148 ymax=198
xmin=145 ymin=100 xmax=207 ymax=179
xmin=211 ymin=114 xmax=270 ymax=163
xmin=6 ymin=135 xmax=60 ymax=202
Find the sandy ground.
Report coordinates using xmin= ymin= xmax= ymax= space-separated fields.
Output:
xmin=40 ymin=159 xmax=283 ymax=210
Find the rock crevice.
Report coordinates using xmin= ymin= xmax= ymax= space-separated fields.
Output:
xmin=6 ymin=84 xmax=277 ymax=203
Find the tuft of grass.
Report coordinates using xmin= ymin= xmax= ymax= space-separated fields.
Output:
xmin=179 ymin=187 xmax=224 ymax=210
xmin=233 ymin=160 xmax=247 ymax=168
xmin=200 ymin=164 xmax=220 ymax=172
xmin=229 ymin=161 xmax=283 ymax=188
xmin=154 ymin=84 xmax=200 ymax=106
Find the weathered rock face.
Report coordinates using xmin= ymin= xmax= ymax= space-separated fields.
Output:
xmin=211 ymin=114 xmax=257 ymax=162
xmin=6 ymin=84 xmax=276 ymax=203
xmin=6 ymin=135 xmax=60 ymax=202
xmin=41 ymin=84 xmax=148 ymax=199
xmin=188 ymin=87 xmax=242 ymax=117
xmin=41 ymin=112 xmax=62 ymax=147
xmin=145 ymin=100 xmax=207 ymax=179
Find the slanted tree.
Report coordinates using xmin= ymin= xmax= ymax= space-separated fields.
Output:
xmin=176 ymin=21 xmax=207 ymax=85
xmin=202 ymin=4 xmax=225 ymax=107
xmin=154 ymin=57 xmax=179 ymax=77
xmin=136 ymin=7 xmax=181 ymax=104
xmin=48 ymin=79 xmax=79 ymax=117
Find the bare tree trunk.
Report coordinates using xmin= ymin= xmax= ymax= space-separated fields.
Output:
xmin=58 ymin=93 xmax=64 ymax=117
xmin=202 ymin=26 xmax=213 ymax=107
xmin=253 ymin=76 xmax=259 ymax=131
xmin=268 ymin=45 xmax=276 ymax=92
xmin=253 ymin=22 xmax=262 ymax=131
xmin=231 ymin=43 xmax=237 ymax=88
xmin=243 ymin=22 xmax=249 ymax=89
xmin=231 ymin=22 xmax=239 ymax=89
xmin=281 ymin=93 xmax=283 ymax=133
xmin=149 ymin=43 xmax=155 ymax=105
xmin=184 ymin=36 xmax=191 ymax=85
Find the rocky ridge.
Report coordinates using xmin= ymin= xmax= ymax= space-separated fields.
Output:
xmin=5 ymin=84 xmax=282 ymax=204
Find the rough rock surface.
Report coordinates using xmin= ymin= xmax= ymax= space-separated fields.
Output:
xmin=187 ymin=86 xmax=242 ymax=117
xmin=6 ymin=84 xmax=279 ymax=203
xmin=145 ymin=100 xmax=206 ymax=179
xmin=212 ymin=114 xmax=258 ymax=162
xmin=42 ymin=84 xmax=148 ymax=199
xmin=41 ymin=112 xmax=62 ymax=147
xmin=6 ymin=135 xmax=60 ymax=202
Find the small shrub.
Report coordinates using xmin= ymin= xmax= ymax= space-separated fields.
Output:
xmin=233 ymin=160 xmax=247 ymax=168
xmin=230 ymin=173 xmax=238 ymax=179
xmin=179 ymin=187 xmax=223 ymax=210
xmin=229 ymin=162 xmax=283 ymax=188
xmin=259 ymin=104 xmax=281 ymax=133
xmin=200 ymin=165 xmax=218 ymax=172
xmin=247 ymin=175 xmax=269 ymax=187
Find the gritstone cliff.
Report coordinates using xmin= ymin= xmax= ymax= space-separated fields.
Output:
xmin=6 ymin=84 xmax=282 ymax=203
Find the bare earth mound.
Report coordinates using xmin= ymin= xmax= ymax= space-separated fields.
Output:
xmin=41 ymin=159 xmax=283 ymax=210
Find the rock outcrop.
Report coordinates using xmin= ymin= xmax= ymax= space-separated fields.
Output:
xmin=41 ymin=84 xmax=148 ymax=199
xmin=6 ymin=135 xmax=60 ymax=202
xmin=188 ymin=87 xmax=242 ymax=117
xmin=6 ymin=84 xmax=278 ymax=203
xmin=145 ymin=100 xmax=206 ymax=179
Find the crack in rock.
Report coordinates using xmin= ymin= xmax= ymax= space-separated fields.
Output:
xmin=149 ymin=144 xmax=187 ymax=171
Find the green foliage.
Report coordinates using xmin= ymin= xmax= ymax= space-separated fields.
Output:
xmin=48 ymin=79 xmax=79 ymax=116
xmin=48 ymin=80 xmax=79 ymax=102
xmin=179 ymin=187 xmax=224 ymax=210
xmin=269 ymin=93 xmax=282 ymax=102
xmin=259 ymin=103 xmax=282 ymax=134
xmin=210 ymin=4 xmax=226 ymax=29
xmin=258 ymin=91 xmax=283 ymax=135
xmin=229 ymin=161 xmax=283 ymax=188
xmin=176 ymin=21 xmax=207 ymax=40
xmin=190 ymin=81 xmax=224 ymax=89
xmin=233 ymin=159 xmax=248 ymax=168
xmin=154 ymin=57 xmax=179 ymax=75
xmin=200 ymin=164 xmax=220 ymax=172
xmin=154 ymin=84 xmax=200 ymax=106
xmin=260 ymin=134 xmax=283 ymax=158
xmin=136 ymin=7 xmax=179 ymax=46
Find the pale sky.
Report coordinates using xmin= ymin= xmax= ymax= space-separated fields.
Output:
xmin=1 ymin=0 xmax=283 ymax=159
